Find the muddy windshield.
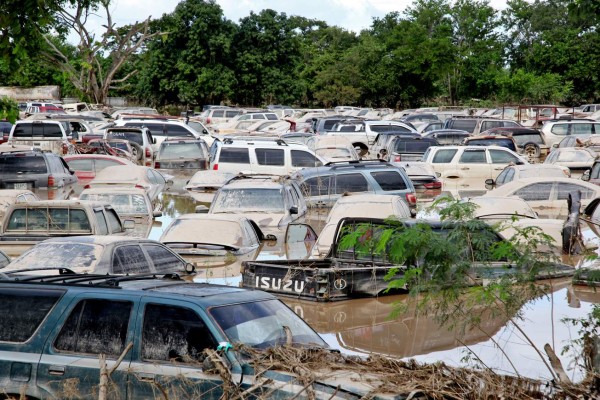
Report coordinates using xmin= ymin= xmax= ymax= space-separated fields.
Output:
xmin=211 ymin=189 xmax=284 ymax=213
xmin=209 ymin=299 xmax=326 ymax=349
xmin=80 ymin=193 xmax=148 ymax=214
xmin=159 ymin=142 xmax=206 ymax=159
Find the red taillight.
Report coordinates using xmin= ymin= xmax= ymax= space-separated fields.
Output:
xmin=206 ymin=117 xmax=211 ymax=124
xmin=405 ymin=193 xmax=417 ymax=206
xmin=423 ymin=181 xmax=442 ymax=189
xmin=83 ymin=184 xmax=91 ymax=189
xmin=394 ymin=155 xmax=401 ymax=162
xmin=48 ymin=174 xmax=55 ymax=187
xmin=155 ymin=162 xmax=161 ymax=169
xmin=135 ymin=184 xmax=145 ymax=189
xmin=146 ymin=147 xmax=151 ymax=158
xmin=213 ymin=163 xmax=218 ymax=170
xmin=61 ymin=143 xmax=68 ymax=155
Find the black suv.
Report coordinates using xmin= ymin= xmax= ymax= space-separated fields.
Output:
xmin=0 ymin=150 xmax=77 ymax=196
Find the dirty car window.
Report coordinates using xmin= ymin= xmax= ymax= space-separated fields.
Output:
xmin=212 ymin=189 xmax=284 ymax=213
xmin=210 ymin=300 xmax=326 ymax=349
xmin=8 ymin=243 xmax=99 ymax=270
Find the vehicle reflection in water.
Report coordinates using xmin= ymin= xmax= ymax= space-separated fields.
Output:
xmin=284 ymin=279 xmax=595 ymax=382
xmin=283 ymin=294 xmax=508 ymax=359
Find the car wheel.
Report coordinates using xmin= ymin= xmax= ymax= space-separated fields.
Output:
xmin=523 ymin=142 xmax=541 ymax=159
xmin=130 ymin=142 xmax=143 ymax=163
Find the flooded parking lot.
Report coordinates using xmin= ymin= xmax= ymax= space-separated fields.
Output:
xmin=126 ymin=185 xmax=593 ymax=383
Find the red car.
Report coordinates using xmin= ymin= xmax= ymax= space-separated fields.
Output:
xmin=63 ymin=154 xmax=135 ymax=184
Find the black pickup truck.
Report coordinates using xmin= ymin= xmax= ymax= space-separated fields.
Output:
xmin=241 ymin=217 xmax=575 ymax=302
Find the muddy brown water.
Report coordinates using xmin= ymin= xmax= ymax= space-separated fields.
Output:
xmin=32 ymin=180 xmax=599 ymax=383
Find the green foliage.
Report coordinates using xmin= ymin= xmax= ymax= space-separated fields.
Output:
xmin=0 ymin=97 xmax=19 ymax=123
xmin=562 ymin=304 xmax=600 ymax=373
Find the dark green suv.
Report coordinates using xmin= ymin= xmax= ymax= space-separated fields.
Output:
xmin=0 ymin=272 xmax=349 ymax=399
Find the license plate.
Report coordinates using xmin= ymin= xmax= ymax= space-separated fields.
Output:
xmin=13 ymin=183 xmax=28 ymax=190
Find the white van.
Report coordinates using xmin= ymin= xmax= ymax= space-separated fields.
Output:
xmin=209 ymin=137 xmax=325 ymax=175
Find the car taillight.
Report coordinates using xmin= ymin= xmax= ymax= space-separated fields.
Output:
xmin=146 ymin=147 xmax=151 ymax=158
xmin=61 ymin=143 xmax=68 ymax=155
xmin=394 ymin=155 xmax=401 ymax=162
xmin=423 ymin=181 xmax=442 ymax=189
xmin=213 ymin=164 xmax=218 ymax=170
xmin=48 ymin=174 xmax=55 ymax=187
xmin=135 ymin=184 xmax=145 ymax=189
xmin=83 ymin=184 xmax=91 ymax=189
xmin=405 ymin=193 xmax=417 ymax=206
xmin=207 ymin=117 xmax=211 ymax=124
xmin=155 ymin=162 xmax=161 ymax=169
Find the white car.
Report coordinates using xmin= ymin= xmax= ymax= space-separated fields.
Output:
xmin=115 ymin=119 xmax=214 ymax=147
xmin=483 ymin=177 xmax=600 ymax=218
xmin=540 ymin=120 xmax=600 ymax=147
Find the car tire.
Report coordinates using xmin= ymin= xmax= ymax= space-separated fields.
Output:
xmin=130 ymin=142 xmax=144 ymax=163
xmin=523 ymin=142 xmax=541 ymax=159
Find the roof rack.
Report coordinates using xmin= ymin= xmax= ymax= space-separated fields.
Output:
xmin=0 ymin=269 xmax=184 ymax=288
xmin=325 ymin=160 xmax=390 ymax=168
xmin=222 ymin=137 xmax=289 ymax=146
xmin=224 ymin=173 xmax=287 ymax=184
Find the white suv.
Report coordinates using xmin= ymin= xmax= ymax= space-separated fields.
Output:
xmin=540 ymin=120 xmax=600 ymax=147
xmin=209 ymin=137 xmax=325 ymax=175
xmin=423 ymin=145 xmax=529 ymax=194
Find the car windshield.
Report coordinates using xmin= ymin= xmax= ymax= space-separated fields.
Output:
xmin=209 ymin=299 xmax=326 ymax=349
xmin=159 ymin=142 xmax=206 ymax=159
xmin=211 ymin=188 xmax=284 ymax=213
xmin=316 ymin=147 xmax=354 ymax=160
xmin=8 ymin=243 xmax=100 ymax=270
xmin=80 ymin=193 xmax=148 ymax=214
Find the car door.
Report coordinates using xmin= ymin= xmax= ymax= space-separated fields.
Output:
xmin=37 ymin=295 xmax=139 ymax=400
xmin=488 ymin=149 xmax=523 ymax=179
xmin=444 ymin=149 xmax=489 ymax=190
xmin=126 ymin=299 xmax=227 ymax=399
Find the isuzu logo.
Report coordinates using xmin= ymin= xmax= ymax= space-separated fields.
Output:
xmin=255 ymin=276 xmax=305 ymax=293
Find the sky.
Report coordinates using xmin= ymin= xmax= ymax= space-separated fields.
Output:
xmin=101 ymin=0 xmax=511 ymax=34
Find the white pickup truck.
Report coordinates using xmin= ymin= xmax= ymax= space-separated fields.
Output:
xmin=7 ymin=120 xmax=74 ymax=155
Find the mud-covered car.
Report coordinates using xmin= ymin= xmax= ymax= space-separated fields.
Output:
xmin=1 ymin=273 xmax=405 ymax=399
xmin=3 ymin=236 xmax=193 ymax=275
xmin=84 ymin=165 xmax=172 ymax=201
xmin=208 ymin=174 xmax=307 ymax=237
xmin=154 ymin=138 xmax=209 ymax=175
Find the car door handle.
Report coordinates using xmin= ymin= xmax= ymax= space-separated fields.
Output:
xmin=138 ymin=373 xmax=155 ymax=382
xmin=460 ymin=167 xmax=470 ymax=170
xmin=48 ymin=365 xmax=65 ymax=376
xmin=493 ymin=167 xmax=504 ymax=170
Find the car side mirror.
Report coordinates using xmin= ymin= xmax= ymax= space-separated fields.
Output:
xmin=289 ymin=206 xmax=299 ymax=215
xmin=123 ymin=220 xmax=135 ymax=230
xmin=285 ymin=223 xmax=317 ymax=243
xmin=203 ymin=129 xmax=208 ymax=134
xmin=485 ymin=178 xmax=495 ymax=190
xmin=185 ymin=262 xmax=195 ymax=274
xmin=515 ymin=160 xmax=525 ymax=165
xmin=582 ymin=169 xmax=591 ymax=181
xmin=195 ymin=205 xmax=209 ymax=213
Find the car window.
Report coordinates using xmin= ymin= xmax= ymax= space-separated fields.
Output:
xmin=54 ymin=299 xmax=132 ymax=357
xmin=255 ymin=148 xmax=285 ymax=166
xmin=302 ymin=176 xmax=331 ymax=196
xmin=219 ymin=148 xmax=250 ymax=164
xmin=480 ymin=121 xmax=504 ymax=131
xmin=495 ymin=168 xmax=508 ymax=184
xmin=431 ymin=149 xmax=457 ymax=163
xmin=0 ymin=155 xmax=48 ymax=174
xmin=107 ymin=130 xmax=144 ymax=146
xmin=594 ymin=123 xmax=600 ymax=134
xmin=572 ymin=124 xmax=593 ymax=136
xmin=291 ymin=150 xmax=320 ymax=167
xmin=212 ymin=110 xmax=224 ymax=118
xmin=0 ymin=288 xmax=63 ymax=343
xmin=287 ymin=186 xmax=300 ymax=207
xmin=334 ymin=173 xmax=370 ymax=194
xmin=105 ymin=209 xmax=123 ymax=234
xmin=94 ymin=158 xmax=122 ymax=171
xmin=125 ymin=122 xmax=163 ymax=137
xmin=370 ymin=171 xmax=408 ymax=191
xmin=550 ymin=124 xmax=568 ymax=136
xmin=514 ymin=182 xmax=553 ymax=201
xmin=226 ymin=110 xmax=240 ymax=118
xmin=449 ymin=120 xmax=477 ymax=133
xmin=94 ymin=210 xmax=109 ymax=235
xmin=143 ymin=244 xmax=184 ymax=273
xmin=266 ymin=114 xmax=278 ymax=120
xmin=142 ymin=304 xmax=217 ymax=363
xmin=489 ymin=149 xmax=520 ymax=164
xmin=556 ymin=183 xmax=596 ymax=200
xmin=6 ymin=208 xmax=91 ymax=232
xmin=113 ymin=244 xmax=149 ymax=274
xmin=165 ymin=125 xmax=194 ymax=137
xmin=66 ymin=158 xmax=94 ymax=172
xmin=459 ymin=149 xmax=486 ymax=163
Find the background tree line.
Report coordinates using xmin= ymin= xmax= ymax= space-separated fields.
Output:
xmin=1 ymin=0 xmax=600 ymax=109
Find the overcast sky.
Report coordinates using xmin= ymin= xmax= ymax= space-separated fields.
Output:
xmin=102 ymin=0 xmax=510 ymax=34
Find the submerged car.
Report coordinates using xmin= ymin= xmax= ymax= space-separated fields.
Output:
xmin=154 ymin=138 xmax=209 ymax=175
xmin=184 ymin=171 xmax=236 ymax=203
xmin=84 ymin=165 xmax=172 ymax=201
xmin=209 ymin=174 xmax=307 ymax=236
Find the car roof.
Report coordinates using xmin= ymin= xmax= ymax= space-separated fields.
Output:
xmin=9 ymin=199 xmax=110 ymax=208
xmin=92 ymin=165 xmax=151 ymax=181
xmin=293 ymin=161 xmax=402 ymax=178
xmin=36 ymin=235 xmax=156 ymax=246
xmin=63 ymin=154 xmax=133 ymax=163
xmin=81 ymin=187 xmax=148 ymax=195
xmin=488 ymin=176 xmax=600 ymax=193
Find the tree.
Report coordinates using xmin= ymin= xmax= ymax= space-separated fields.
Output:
xmin=40 ymin=0 xmax=166 ymax=104
xmin=134 ymin=0 xmax=237 ymax=107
